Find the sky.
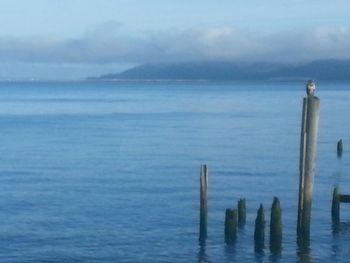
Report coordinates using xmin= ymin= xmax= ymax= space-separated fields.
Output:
xmin=1 ymin=0 xmax=350 ymax=80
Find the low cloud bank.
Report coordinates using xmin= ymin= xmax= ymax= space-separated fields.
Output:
xmin=0 ymin=23 xmax=350 ymax=65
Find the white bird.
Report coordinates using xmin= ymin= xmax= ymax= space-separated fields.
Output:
xmin=306 ymin=80 xmax=316 ymax=96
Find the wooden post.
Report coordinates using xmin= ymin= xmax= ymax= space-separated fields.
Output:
xmin=270 ymin=197 xmax=282 ymax=253
xmin=238 ymin=198 xmax=246 ymax=226
xmin=297 ymin=82 xmax=320 ymax=241
xmin=332 ymin=187 xmax=340 ymax=224
xmin=199 ymin=164 xmax=208 ymax=241
xmin=339 ymin=194 xmax=350 ymax=203
xmin=254 ymin=204 xmax=265 ymax=251
xmin=225 ymin=208 xmax=238 ymax=244
xmin=337 ymin=139 xmax=343 ymax=158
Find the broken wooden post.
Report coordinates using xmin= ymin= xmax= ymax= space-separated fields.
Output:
xmin=225 ymin=208 xmax=238 ymax=244
xmin=332 ymin=187 xmax=340 ymax=224
xmin=238 ymin=198 xmax=246 ymax=226
xmin=270 ymin=197 xmax=282 ymax=253
xmin=199 ymin=164 xmax=208 ymax=241
xmin=297 ymin=81 xmax=320 ymax=242
xmin=337 ymin=139 xmax=343 ymax=158
xmin=254 ymin=204 xmax=265 ymax=252
xmin=332 ymin=186 xmax=350 ymax=225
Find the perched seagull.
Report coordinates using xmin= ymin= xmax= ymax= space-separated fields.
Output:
xmin=306 ymin=80 xmax=316 ymax=96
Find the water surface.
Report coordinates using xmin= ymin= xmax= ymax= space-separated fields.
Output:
xmin=0 ymin=81 xmax=349 ymax=262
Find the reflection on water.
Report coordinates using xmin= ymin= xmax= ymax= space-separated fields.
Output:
xmin=297 ymin=251 xmax=313 ymax=263
xmin=269 ymin=251 xmax=282 ymax=263
xmin=270 ymin=243 xmax=282 ymax=257
xmin=297 ymin=239 xmax=313 ymax=263
xmin=297 ymin=234 xmax=310 ymax=252
xmin=197 ymin=241 xmax=209 ymax=263
xmin=331 ymin=232 xmax=340 ymax=262
xmin=332 ymin=221 xmax=350 ymax=235
xmin=331 ymin=221 xmax=350 ymax=262
xmin=224 ymin=243 xmax=236 ymax=262
xmin=254 ymin=250 xmax=265 ymax=263
xmin=332 ymin=221 xmax=340 ymax=234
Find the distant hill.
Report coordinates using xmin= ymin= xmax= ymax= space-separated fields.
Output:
xmin=89 ymin=60 xmax=350 ymax=82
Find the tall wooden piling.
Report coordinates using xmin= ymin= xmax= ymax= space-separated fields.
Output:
xmin=337 ymin=139 xmax=343 ymax=158
xmin=270 ymin=197 xmax=282 ymax=253
xmin=297 ymin=81 xmax=320 ymax=241
xmin=238 ymin=198 xmax=246 ymax=226
xmin=199 ymin=164 xmax=208 ymax=241
xmin=254 ymin=204 xmax=265 ymax=251
xmin=331 ymin=187 xmax=340 ymax=224
xmin=225 ymin=208 xmax=238 ymax=244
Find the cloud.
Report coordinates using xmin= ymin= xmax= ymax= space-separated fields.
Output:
xmin=0 ymin=22 xmax=350 ymax=65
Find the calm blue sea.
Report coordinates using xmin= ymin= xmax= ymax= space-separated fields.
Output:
xmin=0 ymin=81 xmax=349 ymax=263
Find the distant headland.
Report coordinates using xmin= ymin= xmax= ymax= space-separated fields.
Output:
xmin=88 ymin=59 xmax=350 ymax=82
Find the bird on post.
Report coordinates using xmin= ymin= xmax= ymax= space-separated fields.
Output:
xmin=306 ymin=80 xmax=316 ymax=96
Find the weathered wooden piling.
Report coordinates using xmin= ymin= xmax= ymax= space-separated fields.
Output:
xmin=254 ymin=204 xmax=265 ymax=251
xmin=270 ymin=197 xmax=282 ymax=253
xmin=331 ymin=186 xmax=350 ymax=224
xmin=238 ymin=198 xmax=246 ymax=226
xmin=297 ymin=81 xmax=320 ymax=241
xmin=332 ymin=187 xmax=340 ymax=224
xmin=199 ymin=164 xmax=208 ymax=241
xmin=225 ymin=208 xmax=238 ymax=244
xmin=337 ymin=139 xmax=343 ymax=158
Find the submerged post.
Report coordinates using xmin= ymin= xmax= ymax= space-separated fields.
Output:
xmin=297 ymin=80 xmax=321 ymax=242
xmin=199 ymin=164 xmax=208 ymax=241
xmin=238 ymin=198 xmax=246 ymax=226
xmin=225 ymin=208 xmax=238 ymax=244
xmin=254 ymin=204 xmax=265 ymax=252
xmin=337 ymin=139 xmax=343 ymax=158
xmin=332 ymin=187 xmax=340 ymax=224
xmin=270 ymin=197 xmax=282 ymax=253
